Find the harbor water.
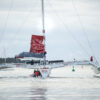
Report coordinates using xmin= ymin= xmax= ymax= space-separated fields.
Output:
xmin=0 ymin=66 xmax=100 ymax=100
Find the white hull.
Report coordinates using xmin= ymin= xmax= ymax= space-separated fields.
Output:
xmin=39 ymin=68 xmax=51 ymax=78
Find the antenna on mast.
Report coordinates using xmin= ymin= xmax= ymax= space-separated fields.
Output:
xmin=41 ymin=0 xmax=46 ymax=66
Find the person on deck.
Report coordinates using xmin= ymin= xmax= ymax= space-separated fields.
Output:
xmin=35 ymin=71 xmax=38 ymax=77
xmin=90 ymin=56 xmax=93 ymax=62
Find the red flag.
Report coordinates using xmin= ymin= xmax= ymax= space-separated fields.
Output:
xmin=30 ymin=35 xmax=45 ymax=53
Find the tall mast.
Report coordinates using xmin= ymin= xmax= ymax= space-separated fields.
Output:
xmin=41 ymin=0 xmax=45 ymax=32
xmin=41 ymin=0 xmax=46 ymax=65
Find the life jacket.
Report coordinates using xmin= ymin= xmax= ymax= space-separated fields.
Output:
xmin=35 ymin=71 xmax=38 ymax=76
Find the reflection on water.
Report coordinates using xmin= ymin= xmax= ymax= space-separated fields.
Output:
xmin=30 ymin=88 xmax=47 ymax=100
xmin=0 ymin=67 xmax=100 ymax=100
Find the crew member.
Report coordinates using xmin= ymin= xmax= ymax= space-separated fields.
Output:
xmin=90 ymin=56 xmax=93 ymax=61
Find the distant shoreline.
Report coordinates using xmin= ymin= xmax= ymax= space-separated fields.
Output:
xmin=0 ymin=66 xmax=9 ymax=69
xmin=0 ymin=58 xmax=24 ymax=64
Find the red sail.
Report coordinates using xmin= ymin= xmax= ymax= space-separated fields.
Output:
xmin=30 ymin=35 xmax=45 ymax=53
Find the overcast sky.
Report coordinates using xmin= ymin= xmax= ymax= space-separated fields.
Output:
xmin=0 ymin=0 xmax=100 ymax=62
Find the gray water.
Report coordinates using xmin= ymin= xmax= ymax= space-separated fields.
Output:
xmin=0 ymin=66 xmax=100 ymax=100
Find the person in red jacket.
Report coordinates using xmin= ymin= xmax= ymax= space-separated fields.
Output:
xmin=90 ymin=56 xmax=93 ymax=61
xmin=34 ymin=71 xmax=38 ymax=77
xmin=34 ymin=70 xmax=41 ymax=77
xmin=34 ymin=70 xmax=38 ymax=77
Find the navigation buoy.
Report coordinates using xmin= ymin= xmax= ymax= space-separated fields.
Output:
xmin=72 ymin=66 xmax=75 ymax=72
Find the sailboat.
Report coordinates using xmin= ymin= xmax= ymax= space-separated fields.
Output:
xmin=15 ymin=0 xmax=62 ymax=78
xmin=15 ymin=0 xmax=100 ymax=78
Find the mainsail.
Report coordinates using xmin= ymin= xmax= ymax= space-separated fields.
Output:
xmin=15 ymin=35 xmax=45 ymax=59
xmin=30 ymin=35 xmax=45 ymax=53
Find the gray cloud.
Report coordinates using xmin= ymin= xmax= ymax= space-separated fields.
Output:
xmin=0 ymin=0 xmax=100 ymax=62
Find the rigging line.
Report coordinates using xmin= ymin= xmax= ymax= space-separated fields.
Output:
xmin=47 ymin=0 xmax=90 ymax=57
xmin=72 ymin=0 xmax=92 ymax=55
xmin=14 ymin=1 xmax=39 ymax=35
xmin=62 ymin=20 xmax=90 ymax=57
xmin=72 ymin=0 xmax=99 ymax=64
xmin=15 ymin=2 xmax=41 ymax=37
xmin=15 ymin=8 xmax=36 ymax=35
xmin=0 ymin=0 xmax=14 ymax=43
xmin=46 ymin=0 xmax=78 ymax=58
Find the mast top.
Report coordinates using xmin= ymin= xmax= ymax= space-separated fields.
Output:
xmin=41 ymin=0 xmax=45 ymax=34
